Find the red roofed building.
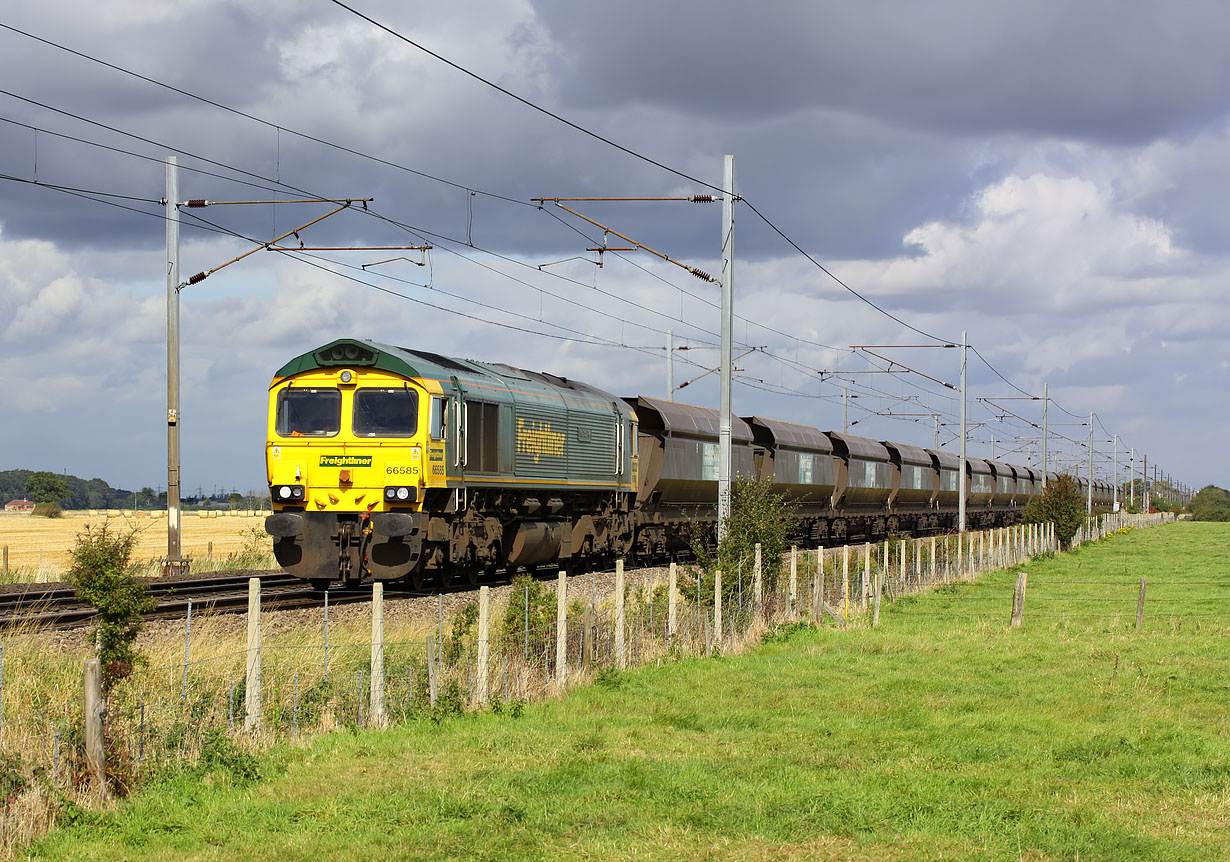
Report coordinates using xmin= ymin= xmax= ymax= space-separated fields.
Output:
xmin=4 ymin=499 xmax=35 ymax=512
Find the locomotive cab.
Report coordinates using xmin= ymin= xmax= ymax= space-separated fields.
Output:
xmin=264 ymin=342 xmax=440 ymax=587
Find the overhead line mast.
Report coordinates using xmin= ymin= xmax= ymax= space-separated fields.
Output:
xmin=162 ymin=158 xmax=416 ymax=572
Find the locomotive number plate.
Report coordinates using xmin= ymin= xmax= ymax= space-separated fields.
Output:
xmin=385 ymin=463 xmax=420 ymax=476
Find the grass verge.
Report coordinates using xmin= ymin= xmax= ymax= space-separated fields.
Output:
xmin=26 ymin=521 xmax=1230 ymax=861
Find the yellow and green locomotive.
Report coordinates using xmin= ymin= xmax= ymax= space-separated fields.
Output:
xmin=264 ymin=339 xmax=638 ymax=589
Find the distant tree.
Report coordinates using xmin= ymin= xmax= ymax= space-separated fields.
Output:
xmin=0 ymin=470 xmax=33 ymax=503
xmin=1021 ymin=473 xmax=1085 ymax=548
xmin=25 ymin=471 xmax=69 ymax=504
xmin=227 ymin=492 xmax=244 ymax=510
xmin=1189 ymin=485 xmax=1230 ymax=522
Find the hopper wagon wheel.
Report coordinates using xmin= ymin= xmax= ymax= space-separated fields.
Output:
xmin=436 ymin=566 xmax=456 ymax=590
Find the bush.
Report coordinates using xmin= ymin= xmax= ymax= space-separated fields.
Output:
xmin=500 ymin=574 xmax=557 ymax=654
xmin=1189 ymin=485 xmax=1230 ymax=522
xmin=31 ymin=502 xmax=62 ymax=518
xmin=690 ymin=476 xmax=796 ymax=599
xmin=65 ymin=523 xmax=154 ymax=689
xmin=1021 ymin=474 xmax=1084 ymax=549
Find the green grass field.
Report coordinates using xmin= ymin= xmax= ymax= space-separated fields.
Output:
xmin=31 ymin=521 xmax=1230 ymax=860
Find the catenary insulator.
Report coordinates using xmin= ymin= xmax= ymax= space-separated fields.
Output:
xmin=185 ymin=199 xmax=208 ymax=208
xmin=187 ymin=271 xmax=208 ymax=285
xmin=689 ymin=195 xmax=716 ymax=203
xmin=689 ymin=267 xmax=713 ymax=281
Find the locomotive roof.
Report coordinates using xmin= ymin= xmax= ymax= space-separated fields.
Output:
xmin=272 ymin=339 xmax=624 ymax=406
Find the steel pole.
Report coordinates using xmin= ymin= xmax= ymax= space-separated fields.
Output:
xmin=166 ymin=156 xmax=182 ymax=566
xmin=958 ymin=330 xmax=967 ymax=532
xmin=1130 ymin=448 xmax=1135 ymax=507
xmin=717 ymin=155 xmax=734 ymax=542
xmin=1144 ymin=453 xmax=1149 ymax=511
xmin=1113 ymin=434 xmax=1119 ymax=509
xmin=843 ymin=386 xmax=848 ymax=433
xmin=1041 ymin=382 xmax=1048 ymax=487
xmin=1087 ymin=411 xmax=1093 ymax=514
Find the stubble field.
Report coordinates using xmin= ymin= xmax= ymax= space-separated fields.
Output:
xmin=0 ymin=512 xmax=271 ymax=580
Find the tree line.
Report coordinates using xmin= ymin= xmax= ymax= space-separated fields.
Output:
xmin=1 ymin=469 xmax=270 ymax=511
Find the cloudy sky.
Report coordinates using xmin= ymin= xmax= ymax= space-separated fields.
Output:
xmin=1 ymin=0 xmax=1224 ymax=498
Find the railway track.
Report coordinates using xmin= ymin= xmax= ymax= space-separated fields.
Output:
xmin=0 ymin=557 xmax=667 ymax=631
xmin=0 ymin=571 xmax=320 ymax=630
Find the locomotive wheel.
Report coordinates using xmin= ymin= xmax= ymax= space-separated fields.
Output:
xmin=436 ymin=567 xmax=456 ymax=589
xmin=462 ymin=563 xmax=480 ymax=588
xmin=405 ymin=567 xmax=427 ymax=591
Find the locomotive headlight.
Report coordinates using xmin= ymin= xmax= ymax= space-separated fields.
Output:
xmin=396 ymin=486 xmax=410 ymax=500
xmin=291 ymin=486 xmax=304 ymax=499
xmin=340 ymin=370 xmax=353 ymax=383
xmin=385 ymin=487 xmax=397 ymax=500
xmin=279 ymin=485 xmax=293 ymax=500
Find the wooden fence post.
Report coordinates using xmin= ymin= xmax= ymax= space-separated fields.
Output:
xmin=668 ymin=561 xmax=678 ymax=638
xmin=789 ymin=546 xmax=798 ymax=618
xmin=862 ymin=542 xmax=871 ymax=608
xmin=425 ymin=637 xmax=438 ymax=707
xmin=2 ymin=546 xmax=8 ymax=575
xmin=1136 ymin=578 xmax=1147 ymax=630
xmin=614 ymin=560 xmax=626 ymax=668
xmin=83 ymin=658 xmax=105 ymax=798
xmin=371 ymin=581 xmax=386 ymax=724
xmin=929 ymin=536 xmax=936 ymax=585
xmin=476 ymin=585 xmax=489 ymax=705
xmin=914 ymin=538 xmax=921 ymax=590
xmin=244 ymin=577 xmax=261 ymax=730
xmin=752 ymin=545 xmax=763 ymax=616
xmin=713 ymin=570 xmax=722 ymax=651
xmin=956 ymin=533 xmax=963 ymax=579
xmin=811 ymin=553 xmax=821 ymax=620
xmin=556 ymin=571 xmax=568 ymax=683
xmin=899 ymin=541 xmax=906 ymax=593
xmin=842 ymin=544 xmax=850 ymax=620
xmin=872 ymin=574 xmax=882 ymax=627
xmin=1010 ymin=571 xmax=1028 ymax=627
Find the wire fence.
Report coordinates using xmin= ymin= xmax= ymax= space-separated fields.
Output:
xmin=0 ymin=511 xmax=1182 ymax=846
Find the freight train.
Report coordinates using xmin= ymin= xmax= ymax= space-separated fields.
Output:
xmin=263 ymin=339 xmax=1115 ymax=589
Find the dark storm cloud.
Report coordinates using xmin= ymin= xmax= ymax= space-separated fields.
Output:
xmin=535 ymin=0 xmax=1230 ymax=143
xmin=0 ymin=0 xmax=988 ymax=261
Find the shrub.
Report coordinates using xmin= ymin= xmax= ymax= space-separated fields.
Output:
xmin=499 ymin=574 xmax=558 ymax=654
xmin=1189 ymin=485 xmax=1230 ymax=522
xmin=689 ymin=476 xmax=796 ymax=599
xmin=65 ymin=523 xmax=154 ymax=689
xmin=31 ymin=502 xmax=62 ymax=518
xmin=1021 ymin=474 xmax=1085 ymax=549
